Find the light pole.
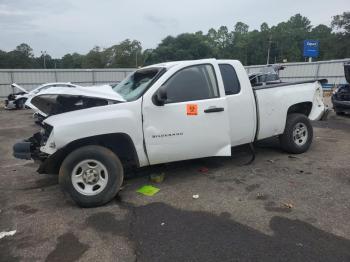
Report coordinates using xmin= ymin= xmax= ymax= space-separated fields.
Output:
xmin=136 ymin=51 xmax=138 ymax=68
xmin=266 ymin=36 xmax=272 ymax=65
xmin=41 ymin=51 xmax=47 ymax=69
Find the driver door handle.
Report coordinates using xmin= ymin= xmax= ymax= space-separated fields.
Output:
xmin=204 ymin=107 xmax=224 ymax=113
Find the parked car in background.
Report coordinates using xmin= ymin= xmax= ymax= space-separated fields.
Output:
xmin=332 ymin=62 xmax=350 ymax=115
xmin=5 ymin=83 xmax=29 ymax=109
xmin=5 ymin=82 xmax=80 ymax=110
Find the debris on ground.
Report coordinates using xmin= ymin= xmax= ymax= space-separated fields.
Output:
xmin=0 ymin=230 xmax=16 ymax=239
xmin=192 ymin=194 xmax=199 ymax=199
xmin=198 ymin=167 xmax=209 ymax=173
xmin=267 ymin=159 xmax=275 ymax=163
xmin=256 ymin=193 xmax=268 ymax=200
xmin=150 ymin=173 xmax=165 ymax=183
xmin=288 ymin=155 xmax=299 ymax=159
xmin=283 ymin=203 xmax=294 ymax=209
xmin=136 ymin=185 xmax=160 ymax=196
xmin=161 ymin=222 xmax=165 ymax=226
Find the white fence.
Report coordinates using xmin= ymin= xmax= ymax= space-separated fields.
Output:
xmin=0 ymin=68 xmax=135 ymax=98
xmin=1 ymin=58 xmax=349 ymax=98
xmin=246 ymin=58 xmax=349 ymax=86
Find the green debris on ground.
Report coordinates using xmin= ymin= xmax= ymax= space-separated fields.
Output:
xmin=137 ymin=185 xmax=160 ymax=196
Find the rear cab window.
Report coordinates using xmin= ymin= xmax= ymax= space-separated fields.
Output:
xmin=219 ymin=64 xmax=241 ymax=95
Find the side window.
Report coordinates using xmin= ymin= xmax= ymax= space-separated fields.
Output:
xmin=219 ymin=64 xmax=241 ymax=95
xmin=164 ymin=64 xmax=219 ymax=103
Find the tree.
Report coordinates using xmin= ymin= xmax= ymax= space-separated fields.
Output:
xmin=104 ymin=39 xmax=142 ymax=68
xmin=61 ymin=53 xmax=83 ymax=68
xmin=5 ymin=43 xmax=35 ymax=68
xmin=332 ymin=12 xmax=350 ymax=34
xmin=331 ymin=12 xmax=350 ymax=59
xmin=82 ymin=46 xmax=104 ymax=68
xmin=15 ymin=43 xmax=34 ymax=58
xmin=1 ymin=13 xmax=350 ymax=69
xmin=234 ymin=22 xmax=249 ymax=34
xmin=144 ymin=33 xmax=216 ymax=64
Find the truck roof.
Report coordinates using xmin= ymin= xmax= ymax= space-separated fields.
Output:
xmin=144 ymin=58 xmax=241 ymax=70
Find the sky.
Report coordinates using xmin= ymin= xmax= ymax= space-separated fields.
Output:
xmin=0 ymin=0 xmax=348 ymax=58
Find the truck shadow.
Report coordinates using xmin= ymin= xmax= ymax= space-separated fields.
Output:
xmin=89 ymin=202 xmax=350 ymax=262
xmin=126 ymin=140 xmax=280 ymax=179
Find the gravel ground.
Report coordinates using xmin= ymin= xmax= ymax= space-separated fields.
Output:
xmin=0 ymin=107 xmax=349 ymax=262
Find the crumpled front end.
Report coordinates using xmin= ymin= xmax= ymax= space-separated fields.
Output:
xmin=13 ymin=124 xmax=58 ymax=173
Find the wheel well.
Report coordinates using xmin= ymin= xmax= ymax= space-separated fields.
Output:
xmin=287 ymin=102 xmax=312 ymax=117
xmin=42 ymin=133 xmax=139 ymax=174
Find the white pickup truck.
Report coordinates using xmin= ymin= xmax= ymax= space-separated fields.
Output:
xmin=13 ymin=59 xmax=326 ymax=207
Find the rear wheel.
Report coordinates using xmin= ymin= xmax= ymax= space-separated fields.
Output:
xmin=59 ymin=145 xmax=123 ymax=207
xmin=279 ymin=113 xmax=313 ymax=154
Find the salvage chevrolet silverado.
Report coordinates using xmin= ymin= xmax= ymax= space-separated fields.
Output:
xmin=13 ymin=59 xmax=326 ymax=207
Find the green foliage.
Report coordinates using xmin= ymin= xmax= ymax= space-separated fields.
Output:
xmin=147 ymin=13 xmax=349 ymax=65
xmin=332 ymin=12 xmax=350 ymax=34
xmin=0 ymin=12 xmax=349 ymax=69
xmin=144 ymin=33 xmax=216 ymax=65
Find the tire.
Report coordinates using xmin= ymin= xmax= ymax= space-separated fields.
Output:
xmin=336 ymin=111 xmax=345 ymax=116
xmin=279 ymin=113 xmax=313 ymax=154
xmin=59 ymin=145 xmax=123 ymax=207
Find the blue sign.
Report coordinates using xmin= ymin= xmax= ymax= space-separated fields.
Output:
xmin=303 ymin=40 xmax=319 ymax=58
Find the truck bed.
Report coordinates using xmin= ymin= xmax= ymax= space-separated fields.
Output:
xmin=253 ymin=80 xmax=325 ymax=140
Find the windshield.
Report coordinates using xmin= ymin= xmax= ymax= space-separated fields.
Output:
xmin=112 ymin=68 xmax=161 ymax=101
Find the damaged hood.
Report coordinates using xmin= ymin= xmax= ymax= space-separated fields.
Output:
xmin=34 ymin=84 xmax=125 ymax=100
xmin=27 ymin=84 xmax=126 ymax=117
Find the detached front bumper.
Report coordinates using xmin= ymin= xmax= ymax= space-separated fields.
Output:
xmin=13 ymin=135 xmax=63 ymax=175
xmin=13 ymin=141 xmax=32 ymax=160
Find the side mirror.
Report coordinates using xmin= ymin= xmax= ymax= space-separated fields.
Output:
xmin=153 ymin=86 xmax=167 ymax=106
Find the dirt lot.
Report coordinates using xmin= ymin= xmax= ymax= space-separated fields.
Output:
xmin=0 ymin=107 xmax=350 ymax=262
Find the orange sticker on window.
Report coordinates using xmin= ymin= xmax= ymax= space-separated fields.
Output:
xmin=187 ymin=104 xmax=198 ymax=116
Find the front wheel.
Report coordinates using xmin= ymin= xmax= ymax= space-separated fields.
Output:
xmin=279 ymin=113 xmax=313 ymax=154
xmin=59 ymin=145 xmax=123 ymax=207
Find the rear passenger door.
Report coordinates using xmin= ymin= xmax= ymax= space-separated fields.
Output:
xmin=143 ymin=63 xmax=231 ymax=165
xmin=219 ymin=63 xmax=256 ymax=146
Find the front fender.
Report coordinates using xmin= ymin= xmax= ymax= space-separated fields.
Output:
xmin=40 ymin=100 xmax=148 ymax=167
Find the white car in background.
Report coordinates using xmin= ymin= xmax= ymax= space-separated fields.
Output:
xmin=5 ymin=82 xmax=80 ymax=110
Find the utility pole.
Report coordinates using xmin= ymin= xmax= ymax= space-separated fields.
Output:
xmin=136 ymin=51 xmax=138 ymax=68
xmin=41 ymin=51 xmax=47 ymax=69
xmin=266 ymin=35 xmax=272 ymax=65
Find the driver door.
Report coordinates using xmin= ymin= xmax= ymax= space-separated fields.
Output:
xmin=142 ymin=63 xmax=231 ymax=165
